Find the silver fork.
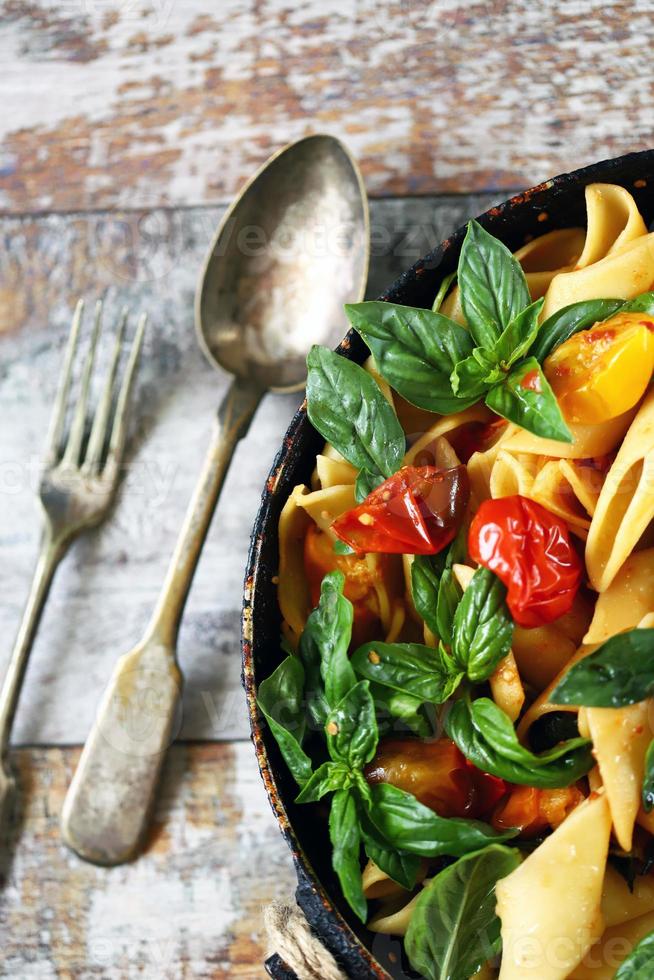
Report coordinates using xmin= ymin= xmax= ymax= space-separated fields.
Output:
xmin=0 ymin=299 xmax=146 ymax=831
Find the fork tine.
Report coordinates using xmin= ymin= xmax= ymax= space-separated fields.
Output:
xmin=62 ymin=300 xmax=103 ymax=467
xmin=82 ymin=307 xmax=128 ymax=475
xmin=44 ymin=299 xmax=84 ymax=464
xmin=105 ymin=313 xmax=147 ymax=472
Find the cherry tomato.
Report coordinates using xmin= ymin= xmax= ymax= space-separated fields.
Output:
xmin=544 ymin=311 xmax=654 ymax=424
xmin=447 ymin=418 xmax=508 ymax=464
xmin=492 ymin=784 xmax=585 ymax=838
xmin=363 ymin=737 xmax=508 ymax=819
xmin=303 ymin=524 xmax=382 ymax=646
xmin=332 ymin=465 xmax=470 ymax=555
xmin=465 ymin=762 xmax=507 ymax=816
xmin=468 ymin=495 xmax=583 ymax=628
xmin=364 ymin=737 xmax=476 ymax=817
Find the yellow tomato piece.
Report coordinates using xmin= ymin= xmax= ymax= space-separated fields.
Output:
xmin=544 ymin=311 xmax=654 ymax=423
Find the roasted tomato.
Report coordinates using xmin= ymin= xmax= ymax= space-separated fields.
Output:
xmin=304 ymin=524 xmax=384 ymax=646
xmin=447 ymin=418 xmax=508 ymax=464
xmin=468 ymin=495 xmax=582 ymax=628
xmin=332 ymin=465 xmax=470 ymax=555
xmin=544 ymin=311 xmax=654 ymax=424
xmin=363 ymin=736 xmax=507 ymax=819
xmin=364 ymin=737 xmax=476 ymax=816
xmin=492 ymin=784 xmax=585 ymax=838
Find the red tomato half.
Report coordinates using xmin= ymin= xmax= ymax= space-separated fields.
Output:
xmin=364 ymin=736 xmax=507 ymax=819
xmin=332 ymin=465 xmax=470 ymax=555
xmin=468 ymin=495 xmax=582 ymax=628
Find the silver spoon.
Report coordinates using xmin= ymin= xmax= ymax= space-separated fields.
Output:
xmin=60 ymin=134 xmax=370 ymax=865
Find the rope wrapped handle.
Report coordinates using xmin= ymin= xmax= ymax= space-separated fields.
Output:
xmin=264 ymin=903 xmax=348 ymax=980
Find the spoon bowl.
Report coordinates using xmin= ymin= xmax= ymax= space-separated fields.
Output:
xmin=196 ymin=134 xmax=369 ymax=390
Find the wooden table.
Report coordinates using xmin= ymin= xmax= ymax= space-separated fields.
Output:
xmin=0 ymin=2 xmax=652 ymax=976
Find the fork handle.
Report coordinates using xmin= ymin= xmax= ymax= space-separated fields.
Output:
xmin=0 ymin=526 xmax=67 ymax=822
xmin=145 ymin=375 xmax=264 ymax=649
xmin=60 ymin=376 xmax=263 ymax=864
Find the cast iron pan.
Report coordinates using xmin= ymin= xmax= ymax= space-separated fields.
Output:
xmin=242 ymin=149 xmax=654 ymax=980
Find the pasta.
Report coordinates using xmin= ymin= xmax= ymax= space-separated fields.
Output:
xmin=262 ymin=182 xmax=654 ymax=980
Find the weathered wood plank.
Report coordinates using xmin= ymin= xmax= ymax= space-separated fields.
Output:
xmin=0 ymin=193 xmax=498 ymax=745
xmin=0 ymin=0 xmax=652 ymax=212
xmin=0 ymin=743 xmax=296 ymax=978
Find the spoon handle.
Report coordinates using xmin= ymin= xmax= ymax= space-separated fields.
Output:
xmin=145 ymin=375 xmax=264 ymax=650
xmin=61 ymin=376 xmax=263 ymax=865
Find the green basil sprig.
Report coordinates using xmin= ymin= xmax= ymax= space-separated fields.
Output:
xmin=551 ymin=629 xmax=654 ymax=707
xmin=446 ymin=697 xmax=594 ymax=787
xmin=411 ymin=532 xmax=466 ymax=646
xmin=404 ymin=845 xmax=521 ymax=980
xmin=485 ymin=356 xmax=572 ymax=443
xmin=458 ymin=219 xmax=531 ymax=347
xmin=351 ymin=642 xmax=462 ymax=704
xmin=305 ymin=345 xmax=405 ymax=499
xmin=298 ymin=570 xmax=355 ymax=724
xmin=345 ymin=219 xmax=573 ymax=443
xmin=451 ymin=568 xmax=514 ymax=683
xmin=256 ymin=655 xmax=313 ymax=787
xmin=366 ymin=782 xmax=517 ymax=858
xmin=344 ymin=301 xmax=477 ymax=414
xmin=614 ymin=929 xmax=654 ymax=979
xmin=329 ymin=788 xmax=367 ymax=921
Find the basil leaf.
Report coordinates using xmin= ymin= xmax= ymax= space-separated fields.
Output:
xmin=306 ymin=345 xmax=405 ymax=478
xmin=367 ymin=782 xmax=517 ymax=858
xmin=458 ymin=220 xmax=531 ymax=347
xmin=300 ymin=571 xmax=356 ymax=713
xmin=257 ymin=655 xmax=313 ymax=786
xmin=446 ymin=697 xmax=593 ymax=788
xmin=333 ymin=538 xmax=355 ymax=556
xmin=371 ymin=684 xmax=434 ymax=739
xmin=531 ymin=298 xmax=624 ymax=362
xmin=360 ymin=814 xmax=421 ymax=890
xmin=614 ymin=929 xmax=654 ymax=979
xmin=354 ymin=467 xmax=382 ymax=502
xmin=411 ymin=552 xmax=450 ymax=637
xmin=452 ymin=568 xmax=514 ymax=683
xmin=551 ymin=629 xmax=654 ymax=707
xmin=436 ymin=568 xmax=462 ymax=647
xmin=494 ymin=298 xmax=544 ymax=366
xmin=345 ymin=302 xmax=476 ymax=414
xmin=450 ymin=353 xmax=493 ymax=398
xmin=485 ymin=357 xmax=572 ymax=443
xmin=622 ymin=292 xmax=654 ymax=315
xmin=295 ymin=761 xmax=350 ymax=804
xmin=643 ymin=740 xmax=654 ymax=813
xmin=326 ymin=680 xmax=378 ymax=768
xmin=329 ymin=788 xmax=366 ymax=921
xmin=351 ymin=642 xmax=459 ymax=704
xmin=404 ymin=844 xmax=521 ymax=980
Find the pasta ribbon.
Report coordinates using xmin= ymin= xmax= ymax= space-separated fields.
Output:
xmin=585 ymin=548 xmax=654 ymax=644
xmin=496 ymin=792 xmax=612 ymax=980
xmin=586 ymin=390 xmax=654 ymax=591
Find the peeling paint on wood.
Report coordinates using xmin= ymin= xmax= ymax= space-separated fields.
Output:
xmin=0 ymin=193 xmax=497 ymax=746
xmin=0 ymin=743 xmax=297 ymax=978
xmin=0 ymin=0 xmax=652 ymax=213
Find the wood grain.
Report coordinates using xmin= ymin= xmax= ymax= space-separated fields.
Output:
xmin=1 ymin=0 xmax=653 ymax=213
xmin=0 ymin=192 xmax=497 ymax=746
xmin=0 ymin=743 xmax=297 ymax=978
